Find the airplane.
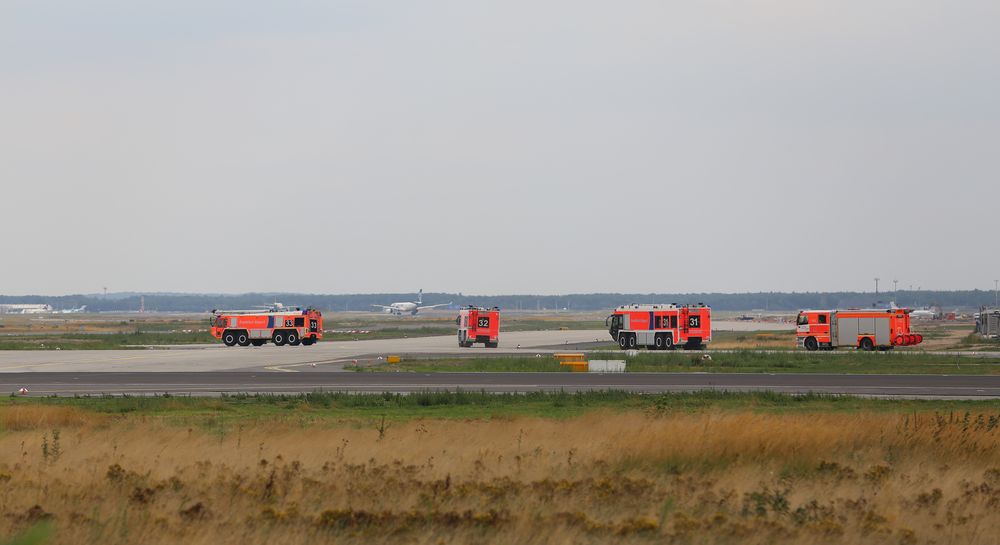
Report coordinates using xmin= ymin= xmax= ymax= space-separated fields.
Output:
xmin=58 ymin=305 xmax=87 ymax=314
xmin=372 ymin=290 xmax=451 ymax=316
xmin=910 ymin=308 xmax=938 ymax=319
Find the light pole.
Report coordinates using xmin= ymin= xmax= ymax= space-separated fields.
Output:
xmin=893 ymin=279 xmax=898 ymax=301
xmin=994 ymin=279 xmax=998 ymax=307
xmin=874 ymin=277 xmax=880 ymax=295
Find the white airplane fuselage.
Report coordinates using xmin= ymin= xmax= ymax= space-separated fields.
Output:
xmin=382 ymin=302 xmax=419 ymax=315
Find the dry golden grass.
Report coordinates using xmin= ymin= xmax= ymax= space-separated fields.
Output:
xmin=0 ymin=405 xmax=105 ymax=431
xmin=3 ymin=410 xmax=1000 ymax=544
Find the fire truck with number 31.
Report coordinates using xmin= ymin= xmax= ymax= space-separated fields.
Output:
xmin=606 ymin=303 xmax=712 ymax=350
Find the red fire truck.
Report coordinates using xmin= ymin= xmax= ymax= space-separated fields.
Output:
xmin=210 ymin=305 xmax=323 ymax=347
xmin=457 ymin=306 xmax=500 ymax=348
xmin=606 ymin=304 xmax=712 ymax=350
xmin=796 ymin=308 xmax=922 ymax=351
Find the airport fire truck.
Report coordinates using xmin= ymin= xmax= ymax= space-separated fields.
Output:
xmin=796 ymin=308 xmax=922 ymax=351
xmin=457 ymin=306 xmax=500 ymax=348
xmin=210 ymin=305 xmax=323 ymax=347
xmin=606 ymin=304 xmax=712 ymax=350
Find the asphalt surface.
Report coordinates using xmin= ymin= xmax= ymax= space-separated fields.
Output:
xmin=5 ymin=371 xmax=1000 ymax=398
xmin=0 ymin=330 xmax=613 ymax=372
xmin=3 ymin=326 xmax=1000 ymax=398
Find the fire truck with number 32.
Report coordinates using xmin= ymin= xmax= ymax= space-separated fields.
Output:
xmin=457 ymin=306 xmax=500 ymax=348
xmin=606 ymin=304 xmax=712 ymax=350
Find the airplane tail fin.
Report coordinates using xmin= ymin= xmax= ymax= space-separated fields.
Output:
xmin=418 ymin=289 xmax=423 ymax=304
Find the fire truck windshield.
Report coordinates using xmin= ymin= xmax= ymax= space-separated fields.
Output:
xmin=796 ymin=314 xmax=808 ymax=326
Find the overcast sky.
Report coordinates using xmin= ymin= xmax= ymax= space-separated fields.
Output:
xmin=2 ymin=1 xmax=998 ymax=296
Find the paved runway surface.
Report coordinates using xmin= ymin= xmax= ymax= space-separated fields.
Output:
xmin=0 ymin=330 xmax=612 ymax=372
xmin=4 ymin=371 xmax=1000 ymax=397
xmin=2 ymin=326 xmax=999 ymax=398
xmin=0 ymin=322 xmax=796 ymax=373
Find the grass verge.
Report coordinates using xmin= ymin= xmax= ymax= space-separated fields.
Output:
xmin=3 ymin=393 xmax=1000 ymax=544
xmin=360 ymin=350 xmax=1000 ymax=374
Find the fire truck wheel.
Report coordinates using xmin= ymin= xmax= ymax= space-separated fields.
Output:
xmin=486 ymin=342 xmax=498 ymax=348
xmin=859 ymin=337 xmax=875 ymax=351
xmin=272 ymin=331 xmax=286 ymax=346
xmin=664 ymin=336 xmax=674 ymax=349
xmin=301 ymin=338 xmax=314 ymax=346
xmin=804 ymin=337 xmax=818 ymax=351
xmin=237 ymin=332 xmax=251 ymax=347
xmin=251 ymin=340 xmax=266 ymax=347
xmin=654 ymin=336 xmax=665 ymax=350
xmin=287 ymin=331 xmax=300 ymax=346
xmin=627 ymin=335 xmax=637 ymax=349
xmin=618 ymin=335 xmax=628 ymax=349
xmin=223 ymin=331 xmax=237 ymax=346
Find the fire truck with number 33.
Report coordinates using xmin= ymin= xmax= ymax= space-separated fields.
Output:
xmin=210 ymin=304 xmax=323 ymax=347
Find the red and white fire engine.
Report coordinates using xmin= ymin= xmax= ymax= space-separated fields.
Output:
xmin=606 ymin=304 xmax=712 ymax=350
xmin=210 ymin=304 xmax=323 ymax=347
xmin=456 ymin=306 xmax=500 ymax=348
xmin=796 ymin=308 xmax=922 ymax=351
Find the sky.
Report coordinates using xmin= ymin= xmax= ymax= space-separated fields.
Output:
xmin=2 ymin=0 xmax=998 ymax=295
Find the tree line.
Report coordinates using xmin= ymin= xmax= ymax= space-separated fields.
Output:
xmin=1 ymin=290 xmax=996 ymax=313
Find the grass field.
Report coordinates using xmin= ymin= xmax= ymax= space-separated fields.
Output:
xmin=359 ymin=349 xmax=1000 ymax=375
xmin=3 ymin=392 xmax=1000 ymax=544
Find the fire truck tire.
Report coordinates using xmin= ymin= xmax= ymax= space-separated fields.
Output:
xmin=860 ymin=337 xmax=875 ymax=351
xmin=251 ymin=340 xmax=266 ymax=347
xmin=302 ymin=338 xmax=314 ymax=346
xmin=627 ymin=335 xmax=637 ymax=349
xmin=804 ymin=337 xmax=819 ymax=351
xmin=237 ymin=331 xmax=251 ymax=347
xmin=287 ymin=331 xmax=300 ymax=346
xmin=272 ymin=331 xmax=286 ymax=346
xmin=618 ymin=335 xmax=628 ymax=349
xmin=486 ymin=342 xmax=498 ymax=348
xmin=223 ymin=331 xmax=238 ymax=346
xmin=653 ymin=335 xmax=665 ymax=350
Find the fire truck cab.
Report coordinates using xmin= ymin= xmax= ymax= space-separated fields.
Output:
xmin=796 ymin=308 xmax=922 ymax=351
xmin=606 ymin=303 xmax=712 ymax=350
xmin=457 ymin=306 xmax=500 ymax=348
xmin=210 ymin=305 xmax=323 ymax=347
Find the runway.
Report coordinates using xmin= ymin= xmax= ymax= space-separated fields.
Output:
xmin=2 ymin=326 xmax=998 ymax=398
xmin=0 ymin=330 xmax=611 ymax=373
xmin=0 ymin=322 xmax=797 ymax=373
xmin=4 ymin=371 xmax=1000 ymax=398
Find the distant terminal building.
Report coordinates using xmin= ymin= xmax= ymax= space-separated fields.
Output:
xmin=978 ymin=307 xmax=1000 ymax=339
xmin=0 ymin=304 xmax=53 ymax=314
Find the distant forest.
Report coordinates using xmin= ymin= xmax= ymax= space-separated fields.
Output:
xmin=1 ymin=291 xmax=997 ymax=313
